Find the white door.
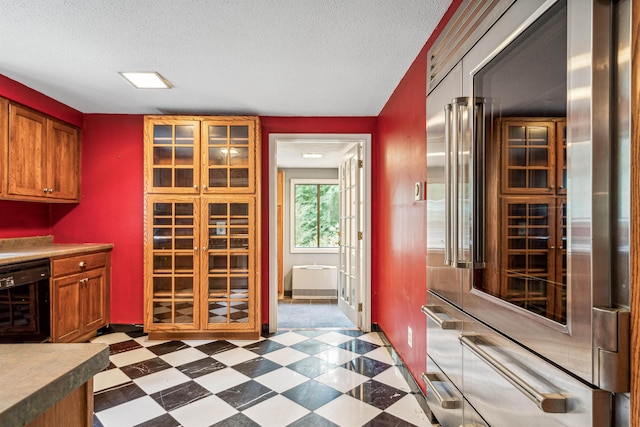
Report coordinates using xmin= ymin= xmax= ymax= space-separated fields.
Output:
xmin=338 ymin=143 xmax=363 ymax=326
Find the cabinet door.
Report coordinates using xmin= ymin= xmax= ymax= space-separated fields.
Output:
xmin=146 ymin=197 xmax=200 ymax=330
xmin=202 ymin=119 xmax=256 ymax=194
xmin=501 ymin=120 xmax=556 ymax=194
xmin=51 ymin=274 xmax=82 ymax=342
xmin=146 ymin=119 xmax=201 ymax=193
xmin=83 ymin=267 xmax=108 ymax=332
xmin=202 ymin=196 xmax=255 ymax=329
xmin=48 ymin=120 xmax=81 ymax=201
xmin=8 ymin=104 xmax=48 ymax=198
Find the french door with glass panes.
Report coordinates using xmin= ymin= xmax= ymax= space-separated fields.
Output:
xmin=145 ymin=195 xmax=257 ymax=335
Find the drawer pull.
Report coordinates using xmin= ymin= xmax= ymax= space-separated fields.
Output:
xmin=79 ymin=261 xmax=87 ymax=268
xmin=80 ymin=278 xmax=89 ymax=283
xmin=421 ymin=372 xmax=460 ymax=409
xmin=459 ymin=334 xmax=566 ymax=413
xmin=421 ymin=305 xmax=461 ymax=330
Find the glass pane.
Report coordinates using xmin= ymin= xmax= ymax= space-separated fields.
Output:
xmin=174 ymin=255 xmax=193 ymax=272
xmin=229 ymin=169 xmax=249 ymax=187
xmin=153 ymin=147 xmax=172 ymax=165
xmin=209 ymin=277 xmax=227 ymax=294
xmin=230 ymin=125 xmax=249 ymax=141
xmin=175 ymin=125 xmax=194 ymax=143
xmin=153 ymin=169 xmax=172 ymax=187
xmin=209 ymin=203 xmax=227 ymax=217
xmin=153 ymin=255 xmax=172 ymax=272
xmin=153 ymin=125 xmax=172 ymax=142
xmin=230 ymin=203 xmax=248 ymax=216
xmin=208 ymin=126 xmax=228 ymax=142
xmin=174 ymin=169 xmax=193 ymax=188
xmin=153 ymin=302 xmax=173 ymax=323
xmin=229 ymin=147 xmax=248 ymax=166
xmin=209 ymin=237 xmax=228 ymax=249
xmin=230 ymin=277 xmax=249 ymax=293
xmin=230 ymin=237 xmax=248 ymax=249
xmin=294 ymin=184 xmax=318 ymax=247
xmin=210 ymin=255 xmax=227 ymax=270
xmin=529 ymin=170 xmax=548 ymax=188
xmin=230 ymin=255 xmax=248 ymax=271
xmin=175 ymin=277 xmax=193 ymax=296
xmin=508 ymin=148 xmax=526 ymax=166
xmin=508 ymin=170 xmax=526 ymax=188
xmin=175 ymin=147 xmax=193 ymax=165
xmin=508 ymin=126 xmax=526 ymax=142
xmin=153 ymin=237 xmax=172 ymax=250
xmin=230 ymin=302 xmax=249 ymax=323
xmin=528 ymin=127 xmax=548 ymax=145
xmin=209 ymin=169 xmax=228 ymax=187
xmin=153 ymin=277 xmax=172 ymax=295
xmin=209 ymin=301 xmax=228 ymax=323
xmin=174 ymin=302 xmax=194 ymax=324
xmin=209 ymin=147 xmax=229 ymax=166
xmin=174 ymin=238 xmax=193 ymax=249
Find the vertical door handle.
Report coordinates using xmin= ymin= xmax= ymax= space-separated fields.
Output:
xmin=444 ymin=103 xmax=453 ymax=267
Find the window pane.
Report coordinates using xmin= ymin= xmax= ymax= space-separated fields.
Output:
xmin=294 ymin=184 xmax=318 ymax=247
xmin=293 ymin=183 xmax=339 ymax=249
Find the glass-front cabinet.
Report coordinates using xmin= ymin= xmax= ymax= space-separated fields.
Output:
xmin=144 ymin=116 xmax=261 ymax=339
xmin=146 ymin=116 xmax=257 ymax=194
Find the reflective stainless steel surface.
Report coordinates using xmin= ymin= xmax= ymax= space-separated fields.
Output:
xmin=462 ymin=313 xmax=612 ymax=426
xmin=425 ymin=0 xmax=631 ymax=425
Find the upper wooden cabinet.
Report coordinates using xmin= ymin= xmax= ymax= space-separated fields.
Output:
xmin=1 ymin=100 xmax=81 ymax=202
xmin=145 ymin=116 xmax=259 ymax=195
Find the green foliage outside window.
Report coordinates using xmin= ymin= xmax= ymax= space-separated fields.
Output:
xmin=294 ymin=184 xmax=339 ymax=248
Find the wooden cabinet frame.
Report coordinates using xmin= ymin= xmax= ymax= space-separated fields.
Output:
xmin=143 ymin=116 xmax=261 ymax=340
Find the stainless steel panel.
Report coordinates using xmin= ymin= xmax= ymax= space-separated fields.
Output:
xmin=456 ymin=0 xmax=618 ymax=385
xmin=463 ymin=399 xmax=489 ymax=427
xmin=424 ymin=292 xmax=466 ymax=388
xmin=462 ymin=316 xmax=612 ymax=426
xmin=426 ymin=62 xmax=464 ymax=307
xmin=425 ymin=356 xmax=463 ymax=427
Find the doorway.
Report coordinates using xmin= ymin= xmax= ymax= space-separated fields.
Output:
xmin=268 ymin=134 xmax=372 ymax=333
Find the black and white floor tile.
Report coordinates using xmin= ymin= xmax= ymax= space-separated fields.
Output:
xmin=91 ymin=328 xmax=436 ymax=427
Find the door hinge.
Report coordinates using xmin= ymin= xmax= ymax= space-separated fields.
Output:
xmin=358 ymin=231 xmax=363 ymax=240
xmin=593 ymin=307 xmax=630 ymax=392
xmin=358 ymin=160 xmax=363 ymax=168
xmin=358 ymin=303 xmax=363 ymax=312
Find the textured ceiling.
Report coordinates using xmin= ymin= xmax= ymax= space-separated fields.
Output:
xmin=0 ymin=0 xmax=451 ymax=116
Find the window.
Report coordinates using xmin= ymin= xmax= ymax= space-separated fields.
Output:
xmin=290 ymin=179 xmax=339 ymax=253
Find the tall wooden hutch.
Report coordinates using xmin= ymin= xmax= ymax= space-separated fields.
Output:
xmin=143 ymin=116 xmax=261 ymax=340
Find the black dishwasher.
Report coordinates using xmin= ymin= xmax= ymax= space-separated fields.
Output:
xmin=0 ymin=259 xmax=51 ymax=342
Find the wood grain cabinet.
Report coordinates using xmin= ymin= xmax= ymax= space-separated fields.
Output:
xmin=0 ymin=99 xmax=81 ymax=202
xmin=51 ymin=250 xmax=111 ymax=343
xmin=144 ymin=116 xmax=261 ymax=340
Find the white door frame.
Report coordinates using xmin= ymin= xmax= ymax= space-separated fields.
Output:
xmin=268 ymin=133 xmax=372 ymax=333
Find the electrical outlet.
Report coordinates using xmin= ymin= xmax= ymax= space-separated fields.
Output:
xmin=408 ymin=326 xmax=413 ymax=348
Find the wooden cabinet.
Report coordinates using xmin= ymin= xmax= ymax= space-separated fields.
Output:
xmin=491 ymin=118 xmax=566 ymax=322
xmin=0 ymin=100 xmax=80 ymax=202
xmin=51 ymin=250 xmax=111 ymax=342
xmin=145 ymin=116 xmax=257 ymax=195
xmin=144 ymin=116 xmax=261 ymax=340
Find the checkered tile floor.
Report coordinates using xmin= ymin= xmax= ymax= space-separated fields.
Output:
xmin=91 ymin=328 xmax=435 ymax=427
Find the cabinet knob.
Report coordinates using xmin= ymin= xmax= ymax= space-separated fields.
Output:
xmin=79 ymin=278 xmax=88 ymax=283
xmin=48 ymin=188 xmax=53 ymax=193
xmin=202 ymin=247 xmax=207 ymax=251
xmin=203 ymin=185 xmax=208 ymax=190
xmin=194 ymin=185 xmax=198 ymax=190
xmin=43 ymin=188 xmax=48 ymax=193
xmin=79 ymin=261 xmax=87 ymax=268
xmin=194 ymin=246 xmax=198 ymax=251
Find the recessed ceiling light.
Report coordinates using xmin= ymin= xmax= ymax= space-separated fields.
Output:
xmin=119 ymin=71 xmax=173 ymax=89
xmin=302 ymin=152 xmax=323 ymax=159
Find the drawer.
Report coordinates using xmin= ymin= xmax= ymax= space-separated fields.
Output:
xmin=52 ymin=251 xmax=108 ymax=277
xmin=423 ymin=291 xmax=466 ymax=389
xmin=424 ymin=356 xmax=463 ymax=427
xmin=462 ymin=317 xmax=612 ymax=426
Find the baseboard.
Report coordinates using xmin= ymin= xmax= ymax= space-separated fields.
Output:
xmin=375 ymin=325 xmax=436 ymax=423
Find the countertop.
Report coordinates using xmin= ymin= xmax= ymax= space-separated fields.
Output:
xmin=0 ymin=343 xmax=109 ymax=427
xmin=0 ymin=236 xmax=113 ymax=266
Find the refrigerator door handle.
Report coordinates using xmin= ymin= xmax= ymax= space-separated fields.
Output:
xmin=444 ymin=103 xmax=453 ymax=266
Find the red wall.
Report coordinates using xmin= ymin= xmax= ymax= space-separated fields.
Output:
xmin=50 ymin=115 xmax=145 ymax=324
xmin=375 ymin=0 xmax=462 ymax=392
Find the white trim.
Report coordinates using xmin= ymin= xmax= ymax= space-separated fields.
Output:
xmin=289 ymin=178 xmax=339 ymax=254
xmin=268 ymin=133 xmax=372 ymax=333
